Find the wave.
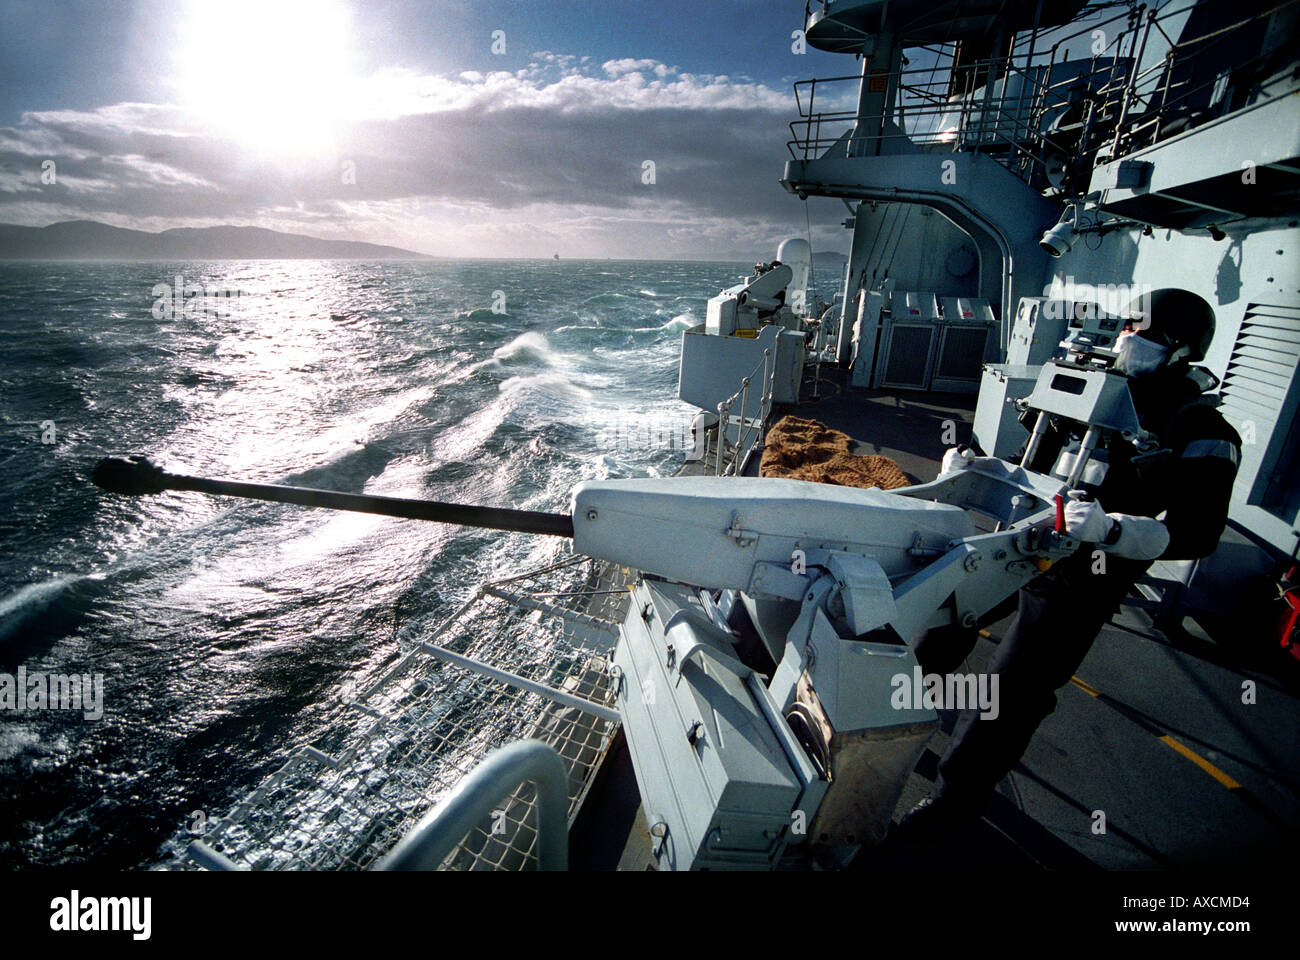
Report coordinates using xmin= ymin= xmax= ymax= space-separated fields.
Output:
xmin=459 ymin=307 xmax=510 ymax=321
xmin=489 ymin=332 xmax=555 ymax=367
xmin=580 ymin=292 xmax=635 ymax=307
xmin=0 ymin=574 xmax=103 ymax=652
xmin=0 ymin=726 xmax=48 ymax=763
xmin=0 ymin=257 xmax=747 ymax=867
xmin=498 ymin=372 xmax=591 ymax=401
xmin=633 ymin=313 xmax=694 ymax=334
xmin=552 ymin=324 xmax=607 ymax=336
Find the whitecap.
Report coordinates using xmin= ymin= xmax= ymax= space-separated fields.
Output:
xmin=491 ymin=332 xmax=554 ymax=366
xmin=0 ymin=575 xmax=88 ymax=644
xmin=499 ymin=372 xmax=591 ymax=401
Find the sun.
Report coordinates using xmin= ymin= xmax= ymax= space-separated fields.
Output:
xmin=171 ymin=0 xmax=357 ymax=160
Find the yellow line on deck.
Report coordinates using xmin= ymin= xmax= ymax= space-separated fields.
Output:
xmin=1158 ymin=735 xmax=1242 ymax=790
xmin=1065 ymin=675 xmax=1240 ymax=789
xmin=1069 ymin=676 xmax=1101 ymax=697
xmin=980 ymin=631 xmax=1243 ymax=793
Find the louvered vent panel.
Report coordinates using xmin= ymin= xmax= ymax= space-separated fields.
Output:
xmin=1219 ymin=304 xmax=1300 ymax=503
xmin=935 ymin=326 xmax=990 ymax=381
xmin=881 ymin=324 xmax=935 ymax=389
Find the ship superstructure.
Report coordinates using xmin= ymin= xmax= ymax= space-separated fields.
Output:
xmin=779 ymin=0 xmax=1300 ymax=603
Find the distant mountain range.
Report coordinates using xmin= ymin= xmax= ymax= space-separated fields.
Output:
xmin=0 ymin=220 xmax=432 ymax=260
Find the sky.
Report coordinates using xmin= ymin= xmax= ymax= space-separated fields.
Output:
xmin=0 ymin=0 xmax=860 ymax=260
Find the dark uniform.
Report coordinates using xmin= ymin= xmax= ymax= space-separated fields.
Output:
xmin=910 ymin=363 xmax=1242 ymax=816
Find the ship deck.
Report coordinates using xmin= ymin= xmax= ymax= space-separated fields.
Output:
xmin=583 ymin=367 xmax=1300 ymax=870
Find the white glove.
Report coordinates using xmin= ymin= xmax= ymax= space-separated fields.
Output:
xmin=1063 ymin=498 xmax=1113 ymax=542
xmin=1103 ymin=514 xmax=1170 ymax=561
xmin=941 ymin=447 xmax=1005 ymax=473
xmin=1061 ymin=495 xmax=1170 ymax=561
xmin=940 ymin=447 xmax=974 ymax=474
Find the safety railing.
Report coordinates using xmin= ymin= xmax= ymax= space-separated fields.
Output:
xmin=787 ymin=57 xmax=1112 ymax=187
xmin=377 ymin=740 xmax=569 ymax=871
xmin=714 ymin=347 xmax=776 ymax=477
xmin=788 ymin=0 xmax=1297 ymax=187
xmin=1093 ymin=0 xmax=1300 ymax=159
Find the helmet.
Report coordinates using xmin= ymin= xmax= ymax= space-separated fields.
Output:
xmin=1127 ymin=288 xmax=1215 ymax=364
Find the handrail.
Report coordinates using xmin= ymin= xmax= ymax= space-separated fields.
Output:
xmin=786 ymin=0 xmax=1297 ymax=177
xmin=786 ymin=55 xmax=1092 ymax=172
xmin=377 ymin=739 xmax=570 ymax=871
xmin=714 ymin=346 xmax=775 ymax=477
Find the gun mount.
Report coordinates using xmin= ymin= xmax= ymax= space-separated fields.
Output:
xmin=92 ymin=362 xmax=1154 ymax=868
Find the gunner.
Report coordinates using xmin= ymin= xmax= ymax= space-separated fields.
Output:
xmin=900 ymin=289 xmax=1242 ymax=840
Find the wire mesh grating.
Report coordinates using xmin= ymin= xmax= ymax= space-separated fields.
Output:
xmin=179 ymin=556 xmax=635 ymax=870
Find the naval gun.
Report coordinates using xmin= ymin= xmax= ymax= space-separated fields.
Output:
xmin=704 ymin=239 xmax=815 ymax=338
xmin=91 ymin=359 xmax=1147 ymax=869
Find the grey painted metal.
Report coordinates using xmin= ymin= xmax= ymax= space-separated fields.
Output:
xmin=786 ymin=0 xmax=1299 ymax=565
xmin=1064 ymin=425 xmax=1101 ymax=488
xmin=716 ymin=400 xmax=727 ymax=476
xmin=660 ymin=607 xmax=819 ymax=789
xmin=1007 ymin=297 xmax=1072 ymax=366
xmin=973 ymin=363 xmax=1040 ymax=457
xmin=378 ymin=740 xmax=570 ymax=871
xmin=1021 ymin=408 xmax=1052 ymax=466
xmin=1024 ymin=362 xmax=1143 ymax=437
xmin=743 ymin=673 xmax=821 ymax=790
xmin=571 ymin=475 xmax=978 ymax=595
xmin=873 ymin=316 xmax=938 ymax=389
xmin=760 ymin=567 xmax=936 ymax=848
xmin=187 ymin=840 xmax=243 ymax=871
xmin=613 ymin=580 xmax=806 ymax=870
xmin=416 ymin=639 xmax=621 ymax=724
xmin=783 ymin=151 xmax=1055 ymax=337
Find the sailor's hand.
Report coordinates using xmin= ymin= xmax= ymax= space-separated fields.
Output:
xmin=941 ymin=447 xmax=972 ymax=473
xmin=939 ymin=447 xmax=1003 ymax=477
xmin=1062 ymin=497 xmax=1113 ymax=542
xmin=940 ymin=447 xmax=969 ymax=473
xmin=940 ymin=447 xmax=977 ymax=474
xmin=1060 ymin=492 xmax=1170 ymax=561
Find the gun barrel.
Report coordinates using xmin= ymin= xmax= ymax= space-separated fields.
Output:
xmin=91 ymin=456 xmax=574 ymax=538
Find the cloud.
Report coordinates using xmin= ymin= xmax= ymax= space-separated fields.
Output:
xmin=0 ymin=55 xmax=847 ymax=259
xmin=601 ymin=58 xmax=659 ymax=76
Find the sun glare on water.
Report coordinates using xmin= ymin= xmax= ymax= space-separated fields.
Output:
xmin=171 ymin=0 xmax=357 ymax=160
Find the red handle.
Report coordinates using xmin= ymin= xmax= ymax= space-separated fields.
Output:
xmin=1054 ymin=494 xmax=1065 ymax=533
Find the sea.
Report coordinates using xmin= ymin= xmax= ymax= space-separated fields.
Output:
xmin=0 ymin=257 xmax=830 ymax=869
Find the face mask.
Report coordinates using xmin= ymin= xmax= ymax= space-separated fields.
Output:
xmin=1114 ymin=333 xmax=1168 ymax=377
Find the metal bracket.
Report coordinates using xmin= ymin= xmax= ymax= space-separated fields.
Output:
xmin=649 ymin=818 xmax=669 ymax=858
xmin=664 ymin=610 xmax=750 ymax=682
xmin=725 ymin=510 xmax=757 ymax=547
